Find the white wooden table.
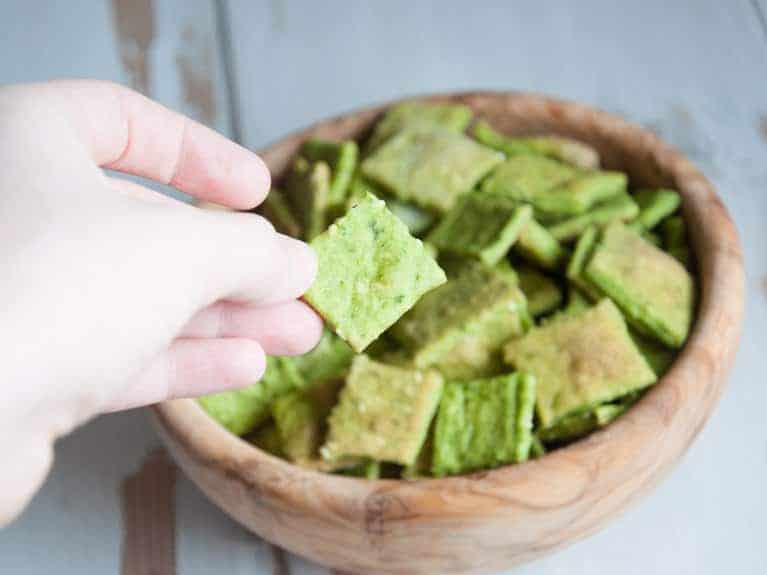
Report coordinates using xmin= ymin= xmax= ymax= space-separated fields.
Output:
xmin=1 ymin=1 xmax=766 ymax=573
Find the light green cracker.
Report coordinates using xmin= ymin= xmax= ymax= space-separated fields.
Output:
xmin=366 ymin=101 xmax=473 ymax=152
xmin=547 ymin=193 xmax=639 ymax=242
xmin=427 ymin=193 xmax=533 ymax=265
xmin=284 ymin=156 xmax=331 ymax=240
xmin=629 ymin=188 xmax=681 ymax=231
xmin=473 ymin=120 xmax=600 ymax=169
xmin=514 ymin=217 xmax=569 ymax=271
xmin=198 ymin=356 xmax=306 ymax=436
xmin=391 ymin=262 xmax=531 ymax=379
xmin=431 ymin=372 xmax=536 ymax=477
xmin=480 ymin=155 xmax=579 ymax=210
xmin=361 ymin=128 xmax=504 ymax=213
xmin=301 ymin=139 xmax=359 ymax=216
xmin=504 ymin=299 xmax=656 ymax=427
xmin=517 ymin=265 xmax=563 ymax=317
xmin=565 ymin=225 xmax=602 ymax=300
xmin=534 ymin=171 xmax=627 ymax=217
xmin=259 ymin=188 xmax=302 ymax=238
xmin=321 ymin=356 xmax=444 ymax=466
xmin=305 ymin=193 xmax=447 ymax=352
xmin=584 ymin=223 xmax=695 ymax=348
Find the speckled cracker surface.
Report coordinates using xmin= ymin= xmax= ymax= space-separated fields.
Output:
xmin=305 ymin=193 xmax=446 ymax=352
xmin=321 ymin=356 xmax=444 ymax=466
xmin=361 ymin=128 xmax=503 ymax=213
xmin=198 ymin=357 xmax=305 ymax=436
xmin=584 ymin=223 xmax=695 ymax=348
xmin=427 ymin=193 xmax=533 ymax=265
xmin=431 ymin=372 xmax=536 ymax=477
xmin=480 ymin=155 xmax=578 ymax=208
xmin=391 ymin=262 xmax=530 ymax=379
xmin=365 ymin=101 xmax=473 ymax=152
xmin=504 ymin=299 xmax=656 ymax=427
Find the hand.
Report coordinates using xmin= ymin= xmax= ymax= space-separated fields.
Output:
xmin=0 ymin=80 xmax=323 ymax=523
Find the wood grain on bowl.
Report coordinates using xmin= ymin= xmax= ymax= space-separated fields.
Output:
xmin=153 ymin=92 xmax=743 ymax=575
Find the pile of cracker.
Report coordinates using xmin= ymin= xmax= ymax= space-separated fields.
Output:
xmin=200 ymin=102 xmax=695 ymax=479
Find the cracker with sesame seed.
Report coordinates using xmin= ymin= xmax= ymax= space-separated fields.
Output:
xmin=321 ymin=356 xmax=444 ymax=466
xmin=305 ymin=193 xmax=446 ymax=352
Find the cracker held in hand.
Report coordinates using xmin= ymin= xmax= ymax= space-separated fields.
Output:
xmin=321 ymin=356 xmax=444 ymax=466
xmin=305 ymin=193 xmax=446 ymax=352
xmin=504 ymin=298 xmax=656 ymax=427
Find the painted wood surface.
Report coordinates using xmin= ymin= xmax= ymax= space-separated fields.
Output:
xmin=1 ymin=0 xmax=766 ymax=573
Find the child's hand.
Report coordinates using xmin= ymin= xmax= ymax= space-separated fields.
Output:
xmin=0 ymin=80 xmax=322 ymax=522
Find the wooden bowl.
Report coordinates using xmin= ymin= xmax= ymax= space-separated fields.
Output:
xmin=152 ymin=92 xmax=744 ymax=574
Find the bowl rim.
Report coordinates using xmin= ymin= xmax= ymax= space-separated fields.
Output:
xmin=153 ymin=89 xmax=744 ymax=526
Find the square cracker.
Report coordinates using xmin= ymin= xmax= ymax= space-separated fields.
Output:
xmin=427 ymin=192 xmax=533 ymax=265
xmin=361 ymin=128 xmax=503 ymax=214
xmin=431 ymin=372 xmax=537 ymax=477
xmin=504 ymin=298 xmax=656 ymax=427
xmin=321 ymin=356 xmax=444 ymax=466
xmin=584 ymin=222 xmax=694 ymax=347
xmin=391 ymin=262 xmax=531 ymax=379
xmin=305 ymin=193 xmax=446 ymax=352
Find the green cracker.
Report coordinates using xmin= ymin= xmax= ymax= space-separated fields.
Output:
xmin=366 ymin=101 xmax=473 ymax=152
xmin=547 ymin=194 xmax=639 ymax=242
xmin=259 ymin=188 xmax=302 ymax=238
xmin=517 ymin=265 xmax=563 ymax=317
xmin=538 ymin=393 xmax=640 ymax=444
xmin=391 ymin=262 xmax=531 ymax=379
xmin=480 ymin=155 xmax=579 ymax=210
xmin=584 ymin=223 xmax=695 ymax=348
xmin=321 ymin=356 xmax=444 ymax=466
xmin=504 ymin=298 xmax=656 ymax=427
xmin=291 ymin=328 xmax=355 ymax=385
xmin=563 ymin=287 xmax=591 ymax=316
xmin=305 ymin=193 xmax=446 ymax=352
xmin=431 ymin=372 xmax=537 ymax=477
xmin=271 ymin=391 xmax=323 ymax=463
xmin=630 ymin=188 xmax=681 ymax=231
xmin=514 ymin=217 xmax=569 ymax=271
xmin=300 ymin=139 xmax=359 ymax=216
xmin=198 ymin=356 xmax=306 ymax=436
xmin=284 ymin=156 xmax=331 ymax=240
xmin=427 ymin=193 xmax=533 ymax=265
xmin=534 ymin=171 xmax=628 ymax=217
xmin=565 ymin=226 xmax=602 ymax=300
xmin=361 ymin=128 xmax=504 ymax=213
xmin=473 ymin=120 xmax=600 ymax=169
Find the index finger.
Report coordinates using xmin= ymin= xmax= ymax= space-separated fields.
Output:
xmin=35 ymin=79 xmax=270 ymax=210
